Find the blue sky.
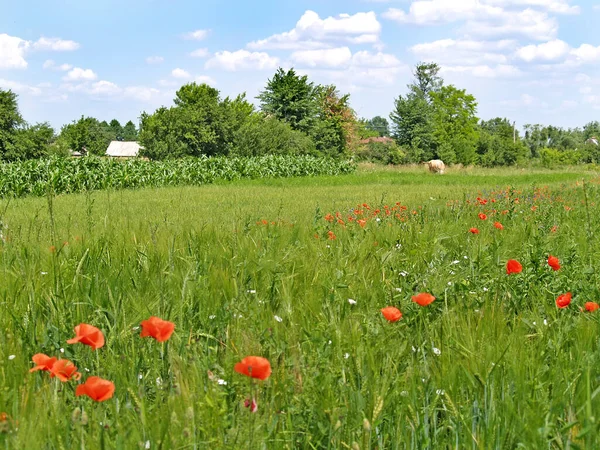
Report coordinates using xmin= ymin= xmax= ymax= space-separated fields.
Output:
xmin=1 ymin=0 xmax=599 ymax=132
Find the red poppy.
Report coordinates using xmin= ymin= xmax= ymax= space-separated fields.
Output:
xmin=66 ymin=323 xmax=105 ymax=350
xmin=75 ymin=376 xmax=115 ymax=402
xmin=327 ymin=231 xmax=336 ymax=240
xmin=244 ymin=398 xmax=258 ymax=413
xmin=357 ymin=219 xmax=367 ymax=228
xmin=556 ymin=292 xmax=572 ymax=308
xmin=478 ymin=213 xmax=487 ymax=220
xmin=29 ymin=354 xmax=57 ymax=373
xmin=234 ymin=356 xmax=272 ymax=380
xmin=547 ymin=255 xmax=560 ymax=271
xmin=469 ymin=228 xmax=480 ymax=234
xmin=506 ymin=259 xmax=522 ymax=275
xmin=494 ymin=222 xmax=503 ymax=230
xmin=412 ymin=293 xmax=436 ymax=307
xmin=140 ymin=316 xmax=175 ymax=342
xmin=585 ymin=302 xmax=599 ymax=312
xmin=380 ymin=307 xmax=402 ymax=322
xmin=49 ymin=359 xmax=81 ymax=382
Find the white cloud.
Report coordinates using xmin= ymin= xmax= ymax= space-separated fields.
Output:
xmin=515 ymin=39 xmax=571 ymax=62
xmin=43 ymin=60 xmax=73 ymax=71
xmin=441 ymin=64 xmax=521 ymax=78
xmin=183 ymin=29 xmax=210 ymax=41
xmin=383 ymin=2 xmax=559 ymax=40
xmin=171 ymin=68 xmax=192 ymax=79
xmin=33 ymin=37 xmax=80 ymax=51
xmin=0 ymin=34 xmax=30 ymax=69
xmin=146 ymin=56 xmax=164 ymax=64
xmin=485 ymin=0 xmax=580 ymax=14
xmin=291 ymin=47 xmax=353 ymax=68
xmin=88 ymin=80 xmax=121 ymax=96
xmin=247 ymin=10 xmax=381 ymax=50
xmin=63 ymin=67 xmax=97 ymax=81
xmin=351 ymin=51 xmax=403 ymax=68
xmin=195 ymin=75 xmax=216 ymax=85
xmin=190 ymin=48 xmax=210 ymax=58
xmin=0 ymin=78 xmax=41 ymax=95
xmin=205 ymin=50 xmax=279 ymax=71
xmin=411 ymin=39 xmax=516 ymax=66
xmin=124 ymin=86 xmax=162 ymax=102
xmin=571 ymin=44 xmax=600 ymax=63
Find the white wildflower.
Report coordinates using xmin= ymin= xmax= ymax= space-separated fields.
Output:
xmin=399 ymin=271 xmax=408 ymax=277
xmin=217 ymin=379 xmax=227 ymax=386
xmin=209 ymin=315 xmax=216 ymax=320
xmin=436 ymin=389 xmax=445 ymax=395
xmin=145 ymin=441 xmax=151 ymax=449
xmin=376 ymin=218 xmax=381 ymax=222
xmin=41 ymin=271 xmax=48 ymax=275
xmin=411 ymin=346 xmax=417 ymax=353
xmin=432 ymin=347 xmax=441 ymax=356
xmin=451 ymin=260 xmax=460 ymax=265
xmin=400 ymin=390 xmax=409 ymax=397
xmin=274 ymin=315 xmax=283 ymax=323
xmin=348 ymin=298 xmax=357 ymax=305
xmin=395 ymin=287 xmax=402 ymax=292
xmin=138 ymin=373 xmax=143 ymax=379
xmin=8 ymin=355 xmax=15 ymax=360
xmin=544 ymin=319 xmax=548 ymax=326
xmin=483 ymin=287 xmax=489 ymax=292
xmin=328 ymin=340 xmax=332 ymax=345
xmin=156 ymin=377 xmax=162 ymax=386
xmin=132 ymin=326 xmax=140 ymax=331
xmin=60 ymin=348 xmax=64 ymax=353
xmin=344 ymin=353 xmax=350 ymax=359
xmin=533 ymin=321 xmax=536 ymax=326
xmin=464 ymin=255 xmax=468 ymax=259
xmin=448 ymin=281 xmax=452 ymax=286
xmin=247 ymin=289 xmax=256 ymax=294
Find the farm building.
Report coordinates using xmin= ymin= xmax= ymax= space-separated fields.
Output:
xmin=105 ymin=141 xmax=142 ymax=158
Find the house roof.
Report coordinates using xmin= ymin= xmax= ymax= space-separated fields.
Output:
xmin=359 ymin=136 xmax=395 ymax=144
xmin=106 ymin=141 xmax=142 ymax=157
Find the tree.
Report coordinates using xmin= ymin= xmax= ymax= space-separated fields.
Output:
xmin=365 ymin=116 xmax=390 ymax=137
xmin=60 ymin=116 xmax=111 ymax=156
xmin=12 ymin=123 xmax=55 ymax=160
xmin=390 ymin=62 xmax=442 ymax=162
xmin=0 ymin=89 xmax=23 ymax=160
xmin=477 ymin=118 xmax=527 ymax=166
xmin=122 ymin=121 xmax=138 ymax=141
xmin=109 ymin=119 xmax=123 ymax=141
xmin=429 ymin=85 xmax=479 ymax=165
xmin=257 ymin=68 xmax=317 ymax=134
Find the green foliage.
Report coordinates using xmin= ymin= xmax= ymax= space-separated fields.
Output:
xmin=477 ymin=118 xmax=528 ymax=167
xmin=0 ymin=89 xmax=24 ymax=160
xmin=356 ymin=140 xmax=406 ymax=165
xmin=0 ymin=155 xmax=356 ymax=198
xmin=60 ymin=116 xmax=112 ymax=156
xmin=363 ymin=116 xmax=390 ymax=137
xmin=139 ymin=83 xmax=256 ymax=159
xmin=12 ymin=123 xmax=55 ymax=160
xmin=231 ymin=114 xmax=316 ymax=157
xmin=122 ymin=121 xmax=138 ymax=141
xmin=257 ymin=68 xmax=317 ymax=134
xmin=539 ymin=147 xmax=583 ymax=167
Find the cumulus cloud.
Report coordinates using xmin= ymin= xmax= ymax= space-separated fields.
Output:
xmin=290 ymin=47 xmax=353 ymax=68
xmin=0 ymin=34 xmax=30 ymax=69
xmin=0 ymin=78 xmax=42 ymax=95
xmin=515 ymin=39 xmax=571 ymax=62
xmin=205 ymin=50 xmax=279 ymax=71
xmin=183 ymin=29 xmax=210 ymax=41
xmin=43 ymin=60 xmax=73 ymax=71
xmin=441 ymin=64 xmax=522 ymax=78
xmin=171 ymin=68 xmax=192 ymax=79
xmin=247 ymin=10 xmax=381 ymax=50
xmin=63 ymin=67 xmax=97 ymax=81
xmin=33 ymin=37 xmax=80 ymax=51
xmin=411 ymin=39 xmax=516 ymax=66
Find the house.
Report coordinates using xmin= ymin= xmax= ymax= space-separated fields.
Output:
xmin=105 ymin=141 xmax=142 ymax=158
xmin=359 ymin=136 xmax=395 ymax=145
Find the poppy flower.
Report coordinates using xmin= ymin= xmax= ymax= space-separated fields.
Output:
xmin=357 ymin=219 xmax=367 ymax=228
xmin=494 ymin=222 xmax=503 ymax=230
xmin=140 ymin=316 xmax=175 ymax=342
xmin=380 ymin=307 xmax=402 ymax=322
xmin=469 ymin=227 xmax=480 ymax=234
xmin=412 ymin=293 xmax=436 ymax=307
xmin=478 ymin=213 xmax=487 ymax=220
xmin=556 ymin=292 xmax=572 ymax=308
xmin=506 ymin=259 xmax=522 ymax=275
xmin=234 ymin=356 xmax=272 ymax=380
xmin=75 ymin=376 xmax=115 ymax=402
xmin=327 ymin=231 xmax=336 ymax=240
xmin=547 ymin=255 xmax=560 ymax=271
xmin=49 ymin=359 xmax=81 ymax=382
xmin=66 ymin=324 xmax=105 ymax=350
xmin=585 ymin=302 xmax=599 ymax=312
xmin=29 ymin=354 xmax=57 ymax=373
xmin=244 ymin=398 xmax=258 ymax=413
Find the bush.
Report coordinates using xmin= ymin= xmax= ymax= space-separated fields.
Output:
xmin=356 ymin=140 xmax=406 ymax=165
xmin=539 ymin=148 xmax=582 ymax=168
xmin=230 ymin=116 xmax=316 ymax=157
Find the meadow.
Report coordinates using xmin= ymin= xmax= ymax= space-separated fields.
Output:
xmin=0 ymin=165 xmax=600 ymax=449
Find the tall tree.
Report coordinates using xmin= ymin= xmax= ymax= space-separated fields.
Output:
xmin=365 ymin=116 xmax=390 ymax=137
xmin=109 ymin=119 xmax=123 ymax=141
xmin=122 ymin=121 xmax=138 ymax=141
xmin=257 ymin=68 xmax=317 ymax=134
xmin=60 ymin=116 xmax=111 ymax=156
xmin=0 ymin=89 xmax=23 ymax=159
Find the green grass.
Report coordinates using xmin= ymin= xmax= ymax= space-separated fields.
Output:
xmin=1 ymin=165 xmax=600 ymax=449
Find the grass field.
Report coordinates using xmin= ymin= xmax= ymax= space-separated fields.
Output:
xmin=1 ymin=165 xmax=600 ymax=449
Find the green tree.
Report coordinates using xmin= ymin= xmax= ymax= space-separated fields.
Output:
xmin=109 ymin=119 xmax=124 ymax=141
xmin=430 ymin=85 xmax=479 ymax=165
xmin=477 ymin=118 xmax=527 ymax=166
xmin=60 ymin=116 xmax=111 ymax=156
xmin=0 ymin=89 xmax=23 ymax=160
xmin=258 ymin=68 xmax=317 ymax=134
xmin=365 ymin=116 xmax=390 ymax=137
xmin=12 ymin=123 xmax=55 ymax=160
xmin=122 ymin=121 xmax=138 ymax=141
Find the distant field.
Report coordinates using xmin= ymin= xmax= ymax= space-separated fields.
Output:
xmin=1 ymin=166 xmax=600 ymax=448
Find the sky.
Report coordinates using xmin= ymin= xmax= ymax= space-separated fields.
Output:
xmin=1 ymin=0 xmax=599 ymax=132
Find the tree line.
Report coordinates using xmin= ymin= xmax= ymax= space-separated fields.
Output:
xmin=0 ymin=62 xmax=599 ymax=166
